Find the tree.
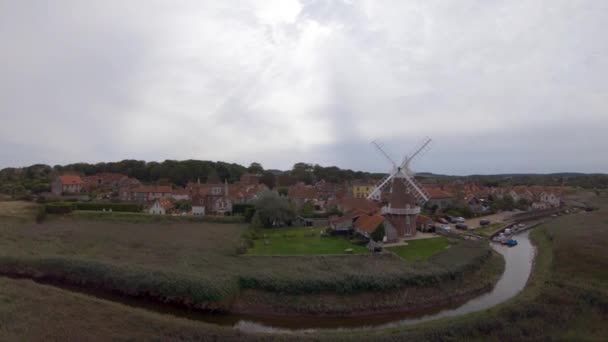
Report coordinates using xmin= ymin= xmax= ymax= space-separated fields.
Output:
xmin=253 ymin=191 xmax=295 ymax=228
xmin=516 ymin=198 xmax=530 ymax=211
xmin=299 ymin=201 xmax=315 ymax=217
xmin=277 ymin=187 xmax=288 ymax=196
xmin=247 ymin=162 xmax=264 ymax=174
xmin=370 ymin=223 xmax=385 ymax=242
xmin=291 ymin=162 xmax=314 ymax=184
xmin=259 ymin=171 xmax=276 ymax=189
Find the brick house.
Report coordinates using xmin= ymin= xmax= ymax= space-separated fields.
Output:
xmin=189 ymin=178 xmax=233 ymax=216
xmin=239 ymin=173 xmax=262 ymax=186
xmin=51 ymin=175 xmax=85 ymax=195
xmin=127 ymin=185 xmax=173 ymax=203
xmin=83 ymin=173 xmax=128 ymax=192
xmin=424 ymin=186 xmax=455 ymax=210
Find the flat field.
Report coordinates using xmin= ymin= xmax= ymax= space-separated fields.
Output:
xmin=0 ymin=212 xmax=494 ymax=303
xmin=0 ymin=201 xmax=38 ymax=221
xmin=386 ymin=237 xmax=450 ymax=261
xmin=248 ymin=227 xmax=369 ymax=255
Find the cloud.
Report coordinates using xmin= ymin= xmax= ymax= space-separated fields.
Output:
xmin=0 ymin=0 xmax=606 ymax=174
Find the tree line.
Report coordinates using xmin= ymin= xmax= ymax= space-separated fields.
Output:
xmin=0 ymin=160 xmax=382 ymax=197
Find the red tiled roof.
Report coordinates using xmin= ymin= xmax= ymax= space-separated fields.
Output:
xmin=288 ymin=184 xmax=318 ymax=200
xmin=84 ymin=173 xmax=127 ymax=184
xmin=157 ymin=198 xmax=174 ymax=210
xmin=354 ymin=214 xmax=385 ymax=234
xmin=172 ymin=188 xmax=190 ymax=195
xmin=337 ymin=197 xmax=380 ymax=213
xmin=58 ymin=175 xmax=84 ymax=185
xmin=131 ymin=185 xmax=172 ymax=193
xmin=424 ymin=186 xmax=454 ymax=199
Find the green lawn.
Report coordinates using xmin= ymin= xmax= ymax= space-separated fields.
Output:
xmin=387 ymin=237 xmax=450 ymax=261
xmin=248 ymin=227 xmax=369 ymax=255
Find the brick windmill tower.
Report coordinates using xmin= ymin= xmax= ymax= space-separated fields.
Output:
xmin=367 ymin=138 xmax=432 ymax=240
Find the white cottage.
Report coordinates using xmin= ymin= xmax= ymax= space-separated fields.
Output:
xmin=148 ymin=199 xmax=174 ymax=215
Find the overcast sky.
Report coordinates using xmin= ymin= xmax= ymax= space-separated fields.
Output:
xmin=1 ymin=0 xmax=607 ymax=175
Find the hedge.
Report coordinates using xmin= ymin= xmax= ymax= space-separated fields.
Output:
xmin=72 ymin=202 xmax=143 ymax=213
xmin=44 ymin=203 xmax=73 ymax=214
xmin=232 ymin=203 xmax=255 ymax=215
xmin=44 ymin=202 xmax=143 ymax=213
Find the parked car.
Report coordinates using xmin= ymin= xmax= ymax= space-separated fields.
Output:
xmin=455 ymin=223 xmax=468 ymax=230
xmin=445 ymin=216 xmax=457 ymax=223
xmin=480 ymin=219 xmax=491 ymax=226
xmin=437 ymin=217 xmax=448 ymax=224
xmin=455 ymin=217 xmax=466 ymax=223
xmin=439 ymin=225 xmax=451 ymax=233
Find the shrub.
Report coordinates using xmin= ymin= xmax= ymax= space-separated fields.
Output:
xmin=45 ymin=203 xmax=73 ymax=214
xmin=370 ymin=223 xmax=385 ymax=242
xmin=243 ymin=207 xmax=255 ymax=223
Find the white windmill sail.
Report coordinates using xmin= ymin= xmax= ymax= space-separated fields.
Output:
xmin=367 ymin=138 xmax=432 ymax=206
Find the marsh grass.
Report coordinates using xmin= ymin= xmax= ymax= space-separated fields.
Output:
xmin=0 ymin=216 xmax=494 ymax=302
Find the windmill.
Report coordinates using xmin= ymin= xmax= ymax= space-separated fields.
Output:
xmin=367 ymin=137 xmax=432 ymax=204
xmin=367 ymin=138 xmax=432 ymax=239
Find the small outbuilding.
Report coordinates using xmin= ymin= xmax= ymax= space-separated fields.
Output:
xmin=148 ymin=198 xmax=175 ymax=215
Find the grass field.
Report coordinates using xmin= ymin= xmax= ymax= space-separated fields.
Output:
xmin=0 ymin=201 xmax=39 ymax=222
xmin=0 ymin=210 xmax=495 ymax=304
xmin=248 ymin=227 xmax=369 ymax=255
xmin=386 ymin=237 xmax=450 ymax=261
xmin=0 ymin=193 xmax=606 ymax=340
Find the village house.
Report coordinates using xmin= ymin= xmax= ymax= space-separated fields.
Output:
xmin=328 ymin=208 xmax=369 ymax=232
xmin=127 ymin=185 xmax=173 ymax=203
xmin=288 ymin=182 xmax=319 ymax=207
xmin=118 ymin=177 xmax=143 ymax=201
xmin=51 ymin=175 xmax=85 ymax=195
xmin=148 ymin=198 xmax=174 ymax=215
xmin=83 ymin=173 xmax=128 ymax=192
xmin=228 ymin=183 xmax=269 ymax=204
xmin=334 ymin=197 xmax=380 ymax=214
xmin=353 ymin=213 xmax=385 ymax=240
xmin=424 ymin=186 xmax=454 ymax=210
xmin=467 ymin=196 xmax=489 ymax=213
xmin=416 ymin=215 xmax=434 ymax=232
xmin=171 ymin=188 xmax=191 ymax=201
xmin=191 ymin=194 xmax=206 ymax=216
xmin=351 ymin=181 xmax=377 ymax=199
xmin=189 ymin=177 xmax=233 ymax=216
xmin=238 ymin=173 xmax=262 ymax=186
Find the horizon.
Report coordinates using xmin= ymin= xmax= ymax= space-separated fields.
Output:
xmin=2 ymin=1 xmax=607 ymax=174
xmin=2 ymin=157 xmax=606 ymax=178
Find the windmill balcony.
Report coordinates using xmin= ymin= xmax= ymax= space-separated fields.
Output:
xmin=381 ymin=206 xmax=421 ymax=215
